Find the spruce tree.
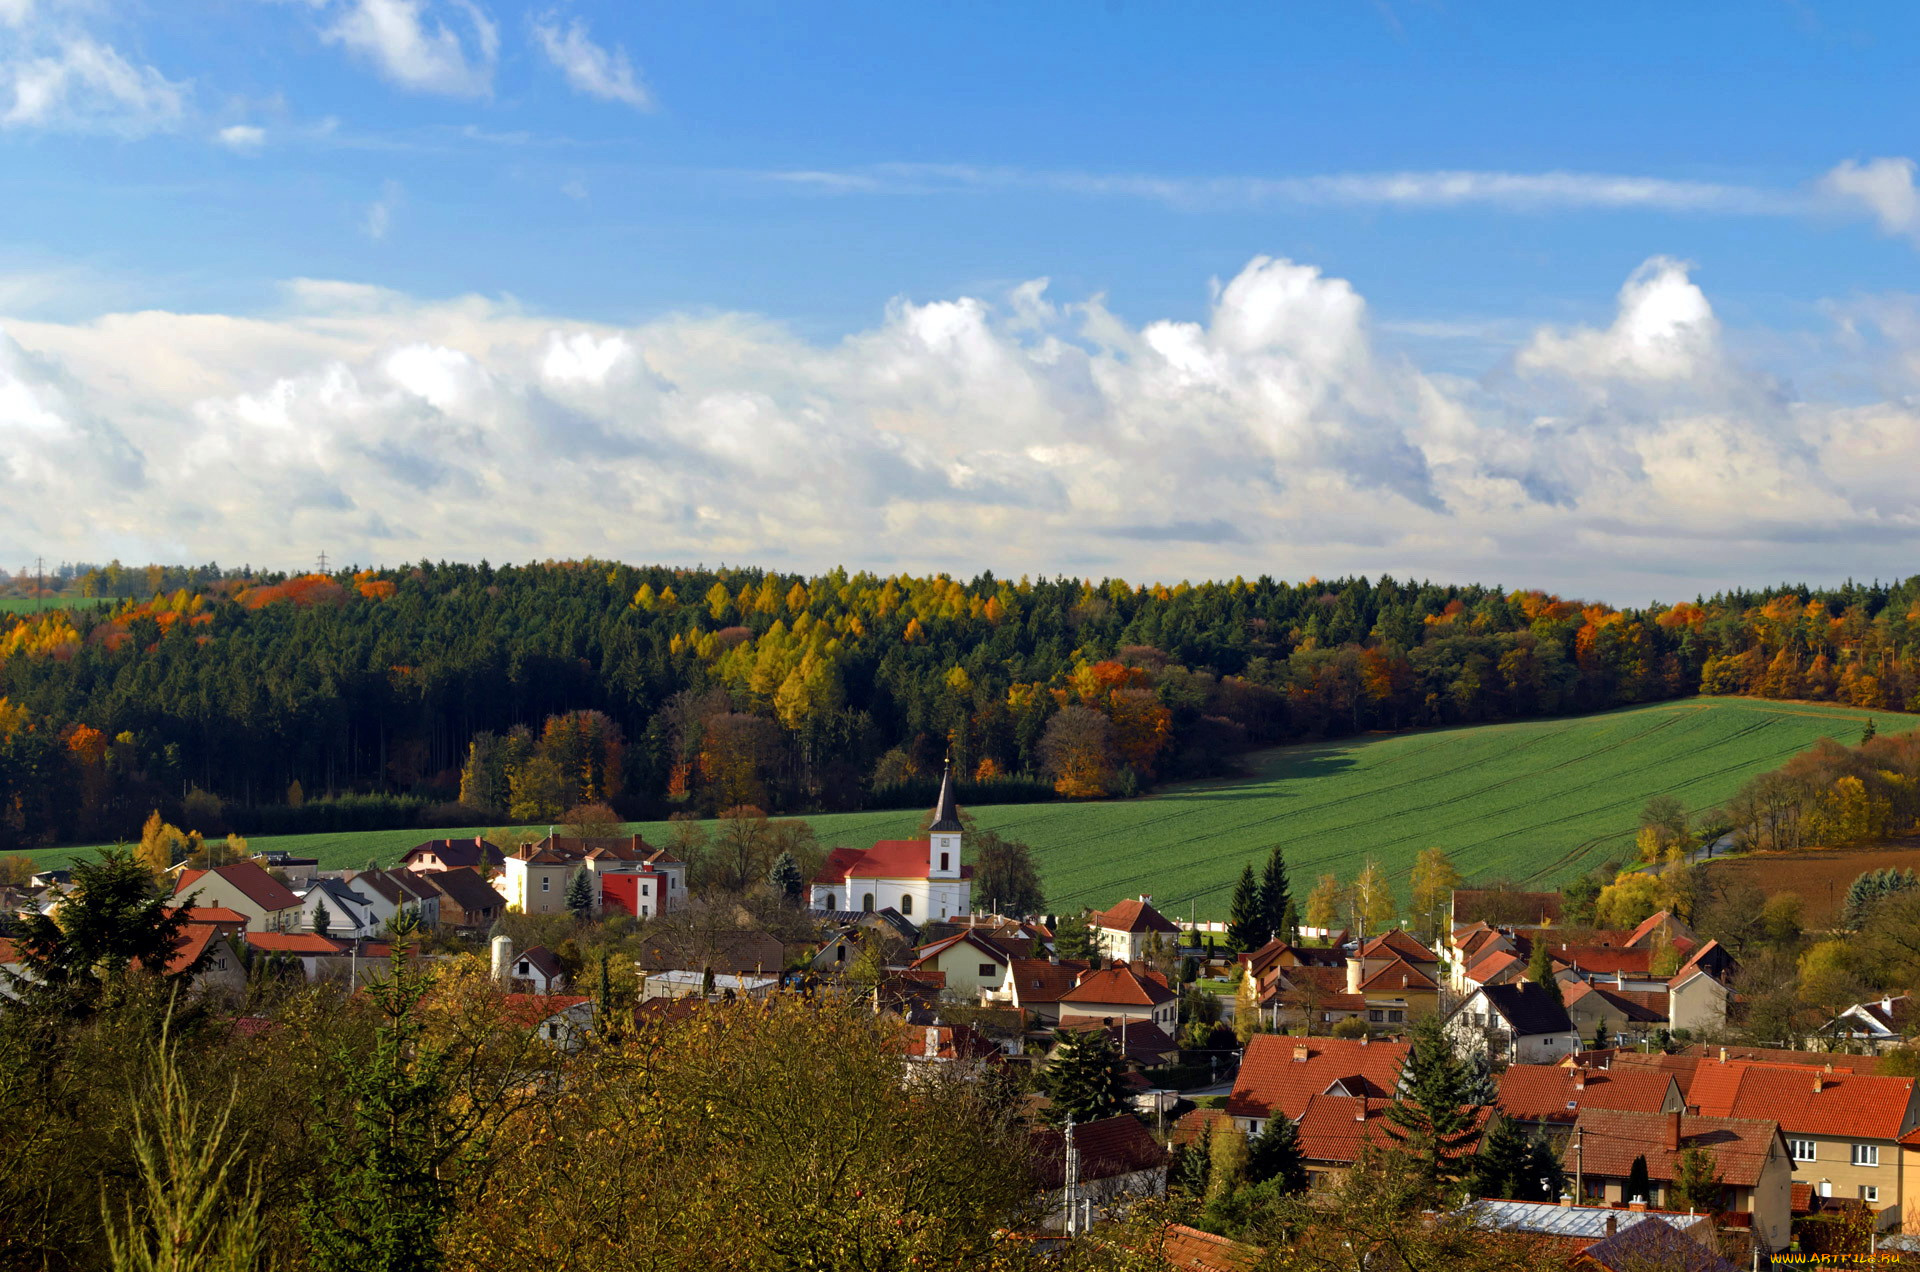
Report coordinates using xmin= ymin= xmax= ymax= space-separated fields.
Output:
xmin=767 ymin=850 xmax=804 ymax=903
xmin=1041 ymin=1027 xmax=1132 ymax=1125
xmin=1383 ymin=1012 xmax=1489 ymax=1199
xmin=1259 ymin=845 xmax=1292 ymax=946
xmin=1472 ymin=1114 xmax=1530 ymax=1200
xmin=1245 ymin=1115 xmax=1307 ymax=1193
xmin=1526 ymin=940 xmax=1562 ymax=1009
xmin=1226 ymin=864 xmax=1268 ymax=952
xmin=1522 ymin=1133 xmax=1564 ymax=1203
xmin=1052 ymin=911 xmax=1099 ymax=965
xmin=564 ymin=868 xmax=596 ymax=918
xmin=313 ymin=899 xmax=332 ymax=940
xmin=1171 ymin=1122 xmax=1214 ymax=1196
xmin=7 ymin=847 xmax=203 ymax=1016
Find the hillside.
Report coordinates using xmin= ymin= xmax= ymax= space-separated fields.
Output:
xmin=31 ymin=697 xmax=1909 ymax=918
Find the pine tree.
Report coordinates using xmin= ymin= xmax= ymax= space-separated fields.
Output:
xmin=1171 ymin=1121 xmax=1214 ymax=1196
xmin=1670 ymin=1146 xmax=1723 ymax=1212
xmin=1052 ymin=911 xmax=1099 ymax=966
xmin=7 ymin=847 xmax=203 ymax=1015
xmin=1259 ymin=846 xmax=1292 ymax=946
xmin=1244 ymin=1115 xmax=1307 ymax=1193
xmin=1527 ymin=940 xmax=1562 ymax=1009
xmin=1625 ymin=1154 xmax=1652 ymax=1206
xmin=767 ymin=850 xmax=804 ymax=903
xmin=1226 ymin=864 xmax=1268 ymax=952
xmin=1593 ymin=1019 xmax=1612 ymax=1051
xmin=564 ymin=868 xmax=596 ymax=918
xmin=1383 ymin=1012 xmax=1489 ymax=1199
xmin=1041 ymin=1027 xmax=1131 ymax=1125
xmin=1522 ymin=1134 xmax=1564 ymax=1203
xmin=313 ymin=899 xmax=332 ymax=939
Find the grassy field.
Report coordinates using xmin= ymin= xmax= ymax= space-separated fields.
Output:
xmin=0 ymin=596 xmax=108 ymax=614
xmin=26 ymin=697 xmax=1911 ymax=920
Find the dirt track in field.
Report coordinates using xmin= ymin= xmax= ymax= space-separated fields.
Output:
xmin=1704 ymin=835 xmax=1920 ymax=930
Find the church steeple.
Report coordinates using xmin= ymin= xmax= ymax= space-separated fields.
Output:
xmin=930 ymin=758 xmax=962 ymax=834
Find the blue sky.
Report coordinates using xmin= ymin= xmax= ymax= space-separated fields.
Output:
xmin=4 ymin=2 xmax=1920 ymax=599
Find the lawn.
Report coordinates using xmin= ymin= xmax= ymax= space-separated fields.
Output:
xmin=27 ymin=697 xmax=1910 ymax=921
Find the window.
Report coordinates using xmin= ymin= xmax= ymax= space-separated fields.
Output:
xmin=1368 ymin=1010 xmax=1384 ymax=1023
xmin=516 ymin=960 xmax=529 ymax=976
xmin=861 ymin=892 xmax=875 ymax=911
xmin=1861 ymin=1185 xmax=1880 ymax=1203
xmin=641 ymin=883 xmax=651 ymax=895
xmin=939 ymin=852 xmax=950 ymax=872
xmin=979 ymin=964 xmax=997 ymax=978
xmin=1819 ymin=1181 xmax=1833 ymax=1198
xmin=1388 ymin=1010 xmax=1405 ymax=1023
xmin=1789 ymin=1139 xmax=1816 ymax=1163
xmin=1852 ymin=1144 xmax=1880 ymax=1168
xmin=900 ymin=894 xmax=913 ymax=916
xmin=541 ymin=878 xmax=550 ymax=892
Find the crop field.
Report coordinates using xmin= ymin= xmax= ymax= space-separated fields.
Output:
xmin=30 ymin=697 xmax=1911 ymax=920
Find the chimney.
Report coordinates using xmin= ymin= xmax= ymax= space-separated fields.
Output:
xmin=925 ymin=1025 xmax=939 ymax=1057
xmin=1559 ymin=1194 xmax=1573 ymax=1208
xmin=1604 ymin=1215 xmax=1618 ymax=1236
xmin=1627 ymin=1199 xmax=1647 ymax=1213
xmin=1354 ymin=1101 xmax=1367 ymax=1122
xmin=1813 ymin=1072 xmax=1824 ymax=1094
xmin=1346 ymin=958 xmax=1362 ymax=995
xmin=1293 ymin=1043 xmax=1310 ymax=1062
xmin=1718 ymin=1046 xmax=1727 ymax=1063
xmin=1360 ymin=1035 xmax=1370 ymax=1047
xmin=1666 ymin=1110 xmax=1681 ymax=1152
xmin=1573 ymin=1069 xmax=1586 ymax=1091
xmin=489 ymin=934 xmax=513 ymax=983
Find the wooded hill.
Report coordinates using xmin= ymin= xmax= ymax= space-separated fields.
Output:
xmin=1 ymin=561 xmax=1917 ymax=850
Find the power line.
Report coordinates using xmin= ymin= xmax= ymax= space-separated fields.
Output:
xmin=316 ymin=550 xmax=330 ymax=575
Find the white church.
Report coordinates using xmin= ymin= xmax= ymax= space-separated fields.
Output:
xmin=810 ymin=766 xmax=974 ymax=920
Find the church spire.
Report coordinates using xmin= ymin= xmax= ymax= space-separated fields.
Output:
xmin=929 ymin=757 xmax=962 ymax=833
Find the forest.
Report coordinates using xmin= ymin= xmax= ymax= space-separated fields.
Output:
xmin=1 ymin=560 xmax=1918 ymax=850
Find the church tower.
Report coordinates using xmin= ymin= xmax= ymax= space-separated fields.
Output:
xmin=928 ymin=761 xmax=962 ymax=879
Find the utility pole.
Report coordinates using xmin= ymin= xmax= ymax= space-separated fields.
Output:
xmin=34 ymin=555 xmax=44 ymax=611
xmin=315 ymin=550 xmax=330 ymax=575
xmin=1063 ymin=1116 xmax=1080 ymax=1236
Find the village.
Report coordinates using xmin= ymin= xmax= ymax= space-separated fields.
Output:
xmin=4 ymin=771 xmax=1916 ymax=1271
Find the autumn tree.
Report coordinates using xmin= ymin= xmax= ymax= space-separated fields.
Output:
xmin=1409 ymin=847 xmax=1463 ymax=945
xmin=1305 ymin=873 xmax=1348 ymax=932
xmin=1039 ymin=706 xmax=1117 ymax=798
xmin=1352 ymin=859 xmax=1396 ymax=937
xmin=974 ymin=830 xmax=1045 ymax=916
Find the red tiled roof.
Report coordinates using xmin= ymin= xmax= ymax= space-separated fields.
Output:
xmin=1358 ymin=958 xmax=1439 ymax=994
xmin=1360 ymin=929 xmax=1437 ymax=964
xmin=1058 ymin=963 xmax=1177 ymax=1009
xmin=1090 ymin=897 xmax=1181 ymax=935
xmin=1624 ymin=910 xmax=1678 ymax=948
xmin=1465 ymin=949 xmax=1524 ymax=983
xmin=1264 ymin=964 xmax=1366 ymax=1013
xmin=1225 ymin=1035 xmax=1410 ymax=1122
xmin=1162 ymin=1223 xmax=1261 ymax=1272
xmin=1057 ymin=1015 xmax=1180 ymax=1064
xmin=911 ymin=930 xmax=1010 ymax=968
xmin=166 ymin=924 xmax=222 ymax=976
xmin=849 ymin=839 xmax=972 ymax=880
xmin=1565 ymin=981 xmax=1670 ymax=1024
xmin=170 ymin=905 xmax=250 ymax=925
xmin=1548 ymin=946 xmax=1653 ymax=976
xmin=1452 ymin=889 xmax=1561 ymax=926
xmin=1007 ymin=958 xmax=1090 ymax=1004
xmin=174 ymin=861 xmax=300 ymax=914
xmin=1171 ymin=1106 xmax=1230 ymax=1147
xmin=1029 ymin=1115 xmax=1168 ymax=1189
xmin=1686 ymin=1059 xmax=1915 ymax=1140
xmin=243 ymin=932 xmax=346 ymax=955
xmin=899 ymin=1023 xmax=1002 ymax=1061
xmin=1497 ymin=1063 xmax=1678 ymax=1125
xmin=1678 ymin=1045 xmax=1881 ymax=1074
xmin=500 ymin=993 xmax=591 ymax=1030
xmin=1571 ymin=1108 xmax=1782 ymax=1188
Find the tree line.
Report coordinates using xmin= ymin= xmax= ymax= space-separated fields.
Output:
xmin=2 ymin=560 xmax=1918 ymax=849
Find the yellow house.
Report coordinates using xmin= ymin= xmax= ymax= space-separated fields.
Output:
xmin=909 ymin=930 xmax=1014 ymax=998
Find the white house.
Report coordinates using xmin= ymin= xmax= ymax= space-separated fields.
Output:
xmin=1088 ymin=897 xmax=1182 ymax=965
xmin=809 ymin=767 xmax=972 ymax=921
xmin=296 ymin=878 xmax=382 ymax=939
xmin=1445 ymin=981 xmax=1578 ymax=1067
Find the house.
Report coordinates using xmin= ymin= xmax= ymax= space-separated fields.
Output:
xmin=1568 ymin=1108 xmax=1793 ymax=1251
xmin=994 ymin=958 xmax=1093 ymax=1025
xmin=1290 ymin=1094 xmax=1487 ymax=1186
xmin=1053 ymin=1016 xmax=1181 ymax=1068
xmin=502 ymin=993 xmax=595 ymax=1048
xmin=909 ymin=929 xmax=1015 ymax=998
xmin=418 ymin=867 xmax=507 ymax=931
xmin=636 ymin=928 xmax=785 ymax=978
xmin=1344 ymin=939 xmax=1442 ymax=1028
xmin=1262 ymin=964 xmax=1367 ymax=1033
xmin=1623 ymin=909 xmax=1697 ymax=950
xmin=346 ymin=866 xmax=441 ymax=930
xmin=296 ymin=878 xmax=381 ymax=939
xmin=644 ymin=970 xmax=777 ymax=1001
xmin=398 ymin=836 xmax=506 ymax=876
xmin=1821 ymin=994 xmax=1917 ymax=1053
xmin=1667 ymin=964 xmax=1732 ymax=1034
xmin=1678 ymin=1045 xmax=1882 ymax=1075
xmin=1158 ymin=1224 xmax=1261 ymax=1272
xmin=173 ymin=861 xmax=303 ymax=933
xmin=807 ymin=766 xmax=972 ymax=921
xmin=242 ymin=932 xmax=396 ymax=984
xmin=1225 ymin=1035 xmax=1410 ymax=1137
xmin=1685 ymin=1056 xmax=1920 ymax=1226
xmin=1495 ymin=1063 xmax=1684 ymax=1135
xmin=254 ymin=852 xmax=319 ymax=889
xmin=898 ymin=1022 xmax=1003 ymax=1068
xmin=1029 ymin=1115 xmax=1169 ymax=1231
xmin=1056 ymin=963 xmax=1178 ymax=1032
xmin=497 ymin=834 xmax=685 ymax=917
xmin=1445 ymin=982 xmax=1578 ymax=1067
xmin=1564 ymin=981 xmax=1669 ymax=1047
xmin=1469 ymin=1199 xmax=1720 ymax=1253
xmin=502 ymin=944 xmax=567 ymax=993
xmin=1088 ymin=896 xmax=1182 ymax=965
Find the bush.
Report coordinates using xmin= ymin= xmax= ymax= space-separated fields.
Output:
xmin=1330 ymin=1017 xmax=1371 ymax=1039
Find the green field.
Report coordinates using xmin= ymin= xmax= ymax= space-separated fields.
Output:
xmin=26 ymin=697 xmax=1911 ymax=919
xmin=0 ymin=596 xmax=107 ymax=614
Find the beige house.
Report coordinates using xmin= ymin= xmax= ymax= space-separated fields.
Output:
xmin=909 ymin=930 xmax=1013 ymax=998
xmin=172 ymin=861 xmax=302 ymax=933
xmin=1570 ymin=1108 xmax=1793 ymax=1251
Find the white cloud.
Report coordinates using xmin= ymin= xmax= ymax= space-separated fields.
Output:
xmin=364 ymin=179 xmax=402 ymax=239
xmin=216 ymin=123 xmax=266 ymax=151
xmin=1820 ymin=157 xmax=1920 ymax=241
xmin=532 ymin=13 xmax=650 ymax=109
xmin=0 ymin=27 xmax=188 ymax=135
xmin=322 ymin=0 xmax=498 ymax=97
xmin=3 ymin=255 xmax=1920 ymax=597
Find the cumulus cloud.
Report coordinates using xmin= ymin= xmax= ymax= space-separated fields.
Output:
xmin=321 ymin=0 xmax=498 ymax=98
xmin=2 ymin=255 xmax=1919 ymax=597
xmin=1820 ymin=157 xmax=1920 ymax=241
xmin=216 ymin=123 xmax=265 ymax=151
xmin=532 ymin=12 xmax=650 ymax=109
xmin=0 ymin=20 xmax=188 ymax=135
